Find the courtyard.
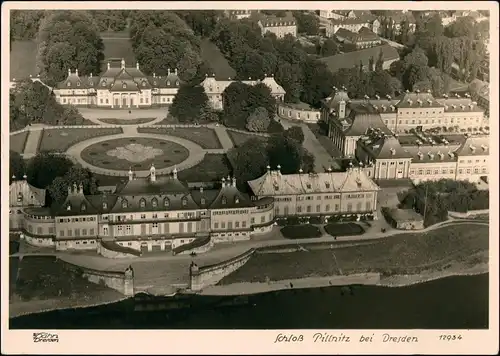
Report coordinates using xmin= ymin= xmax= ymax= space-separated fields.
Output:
xmin=80 ymin=137 xmax=190 ymax=171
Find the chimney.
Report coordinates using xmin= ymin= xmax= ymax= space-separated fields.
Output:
xmin=407 ymin=99 xmax=413 ymax=105
xmin=200 ymin=186 xmax=204 ymax=194
xmin=153 ymin=73 xmax=156 ymax=78
xmin=438 ymin=152 xmax=444 ymax=160
xmin=11 ymin=174 xmax=16 ymax=180
xmin=417 ymin=99 xmax=422 ymax=106
xmin=428 ymin=152 xmax=434 ymax=160
xmin=221 ymin=177 xmax=226 ymax=188
xmin=299 ymin=168 xmax=304 ymax=174
xmin=277 ymin=164 xmax=281 ymax=173
xmin=72 ymin=182 xmax=78 ymax=193
xmin=174 ymin=68 xmax=178 ymax=75
xmin=136 ymin=62 xmax=140 ymax=70
xmin=90 ymin=73 xmax=93 ymax=78
xmin=327 ymin=167 xmax=332 ymax=172
xmin=128 ymin=167 xmax=134 ymax=181
xmin=460 ymin=104 xmax=465 ymax=110
xmin=167 ymin=68 xmax=171 ymax=75
xmin=375 ymin=94 xmax=380 ymax=100
xmin=75 ymin=69 xmax=79 ymax=77
xmin=107 ymin=62 xmax=111 ymax=70
xmin=481 ymin=144 xmax=488 ymax=151
xmin=121 ymin=58 xmax=126 ymax=69
xmin=418 ymin=152 xmax=424 ymax=160
xmin=68 ymin=185 xmax=72 ymax=195
xmin=78 ymin=182 xmax=84 ymax=194
xmin=173 ymin=166 xmax=178 ymax=179
xmin=232 ymin=177 xmax=236 ymax=187
xmin=150 ymin=164 xmax=156 ymax=182
xmin=267 ymin=165 xmax=271 ymax=173
xmin=68 ymin=68 xmax=71 ymax=76
xmin=386 ymin=94 xmax=391 ymax=100
xmin=23 ymin=173 xmax=27 ymax=180
xmin=390 ymin=148 xmax=396 ymax=156
xmin=470 ymin=145 xmax=476 ymax=152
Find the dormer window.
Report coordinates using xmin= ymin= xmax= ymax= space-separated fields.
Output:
xmin=122 ymin=83 xmax=127 ymax=89
xmin=325 ymin=182 xmax=330 ymax=189
xmin=167 ymin=81 xmax=170 ymax=86
xmin=153 ymin=81 xmax=157 ymax=85
xmin=17 ymin=193 xmax=22 ymax=202
xmin=81 ymin=203 xmax=86 ymax=211
xmin=102 ymin=202 xmax=108 ymax=209
xmin=102 ymin=82 xmax=106 ymax=87
xmin=152 ymin=198 xmax=158 ymax=207
xmin=67 ymin=82 xmax=71 ymax=87
xmin=175 ymin=81 xmax=179 ymax=86
xmin=142 ymin=82 xmax=146 ymax=87
xmin=122 ymin=199 xmax=128 ymax=209
xmin=77 ymin=82 xmax=81 ymax=87
xmin=201 ymin=198 xmax=206 ymax=205
xmin=140 ymin=198 xmax=146 ymax=208
xmin=235 ymin=197 xmax=240 ymax=204
xmin=182 ymin=198 xmax=188 ymax=206
xmin=164 ymin=198 xmax=170 ymax=207
xmin=222 ymin=197 xmax=227 ymax=205
xmin=306 ymin=183 xmax=312 ymax=189
xmin=67 ymin=204 xmax=71 ymax=211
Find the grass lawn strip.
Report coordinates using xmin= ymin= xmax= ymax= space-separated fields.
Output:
xmin=38 ymin=128 xmax=123 ymax=153
xmin=219 ymin=223 xmax=488 ymax=284
xmin=227 ymin=130 xmax=268 ymax=147
xmin=138 ymin=127 xmax=222 ymax=149
xmin=10 ymin=131 xmax=29 ymax=154
xmin=177 ymin=154 xmax=232 ymax=182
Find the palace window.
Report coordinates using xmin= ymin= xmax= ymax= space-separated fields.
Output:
xmin=221 ymin=197 xmax=227 ymax=205
xmin=356 ymin=202 xmax=362 ymax=211
xmin=235 ymin=197 xmax=240 ymax=204
xmin=67 ymin=82 xmax=71 ymax=87
xmin=66 ymin=204 xmax=71 ymax=211
xmin=152 ymin=198 xmax=158 ymax=208
xmin=90 ymin=228 xmax=95 ymax=235
xmin=167 ymin=81 xmax=170 ymax=86
xmin=122 ymin=83 xmax=127 ymax=89
xmin=182 ymin=198 xmax=188 ymax=207
xmin=176 ymin=81 xmax=179 ymax=86
xmin=142 ymin=82 xmax=146 ymax=87
xmin=251 ymin=217 xmax=255 ymax=224
xmin=102 ymin=202 xmax=107 ymax=209
xmin=140 ymin=199 xmax=146 ymax=208
xmin=347 ymin=203 xmax=352 ymax=212
xmin=164 ymin=198 xmax=170 ymax=207
xmin=200 ymin=198 xmax=206 ymax=205
xmin=214 ymin=222 xmax=219 ymax=229
xmin=77 ymin=82 xmax=81 ymax=87
xmin=81 ymin=203 xmax=86 ymax=211
xmin=242 ymin=221 xmax=247 ymax=228
xmin=102 ymin=82 xmax=106 ymax=87
xmin=122 ymin=200 xmax=128 ymax=208
xmin=141 ymin=214 xmax=146 ymax=219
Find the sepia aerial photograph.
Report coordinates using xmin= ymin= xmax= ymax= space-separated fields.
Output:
xmin=5 ymin=3 xmax=493 ymax=336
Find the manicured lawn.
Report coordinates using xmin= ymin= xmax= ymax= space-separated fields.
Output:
xmin=177 ymin=154 xmax=232 ymax=182
xmin=219 ymin=223 xmax=489 ymax=284
xmin=200 ymin=39 xmax=236 ymax=79
xmin=80 ymin=137 xmax=190 ymax=171
xmin=281 ymin=225 xmax=322 ymax=239
xmin=10 ymin=256 xmax=124 ymax=305
xmin=10 ymin=40 xmax=37 ymax=79
xmin=38 ymin=128 xmax=123 ymax=153
xmin=227 ymin=130 xmax=268 ymax=147
xmin=101 ymin=37 xmax=136 ymax=72
xmin=154 ymin=115 xmax=179 ymax=125
xmin=138 ymin=127 xmax=222 ymax=149
xmin=324 ymin=222 xmax=365 ymax=237
xmin=99 ymin=117 xmax=156 ymax=125
xmin=9 ymin=131 xmax=29 ymax=154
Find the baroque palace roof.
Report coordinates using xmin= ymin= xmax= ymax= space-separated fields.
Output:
xmin=248 ymin=166 xmax=380 ymax=196
xmin=55 ymin=59 xmax=183 ymax=91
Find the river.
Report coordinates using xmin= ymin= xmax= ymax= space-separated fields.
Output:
xmin=9 ymin=274 xmax=488 ymax=329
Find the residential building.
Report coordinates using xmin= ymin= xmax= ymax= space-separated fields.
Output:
xmin=326 ymin=14 xmax=380 ymax=37
xmin=383 ymin=208 xmax=424 ymax=230
xmin=454 ymin=136 xmax=490 ymax=182
xmin=248 ymin=166 xmax=381 ymax=219
xmin=319 ymin=44 xmax=399 ymax=74
xmin=257 ymin=13 xmax=297 ymax=38
xmin=52 ymin=59 xmax=182 ymax=108
xmin=200 ymin=74 xmax=286 ymax=110
xmin=223 ymin=10 xmax=255 ymax=20
xmin=335 ymin=27 xmax=382 ymax=49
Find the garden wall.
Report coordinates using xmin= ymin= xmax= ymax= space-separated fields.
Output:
xmin=60 ymin=258 xmax=135 ymax=296
xmin=189 ymin=248 xmax=256 ymax=291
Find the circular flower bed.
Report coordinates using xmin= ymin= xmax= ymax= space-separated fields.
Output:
xmin=80 ymin=137 xmax=189 ymax=171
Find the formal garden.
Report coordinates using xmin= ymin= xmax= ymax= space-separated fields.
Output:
xmin=80 ymin=137 xmax=190 ymax=171
xmin=138 ymin=127 xmax=222 ymax=149
xmin=280 ymin=225 xmax=323 ymax=239
xmin=38 ymin=128 xmax=123 ymax=153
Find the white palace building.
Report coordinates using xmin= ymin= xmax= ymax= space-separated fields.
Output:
xmin=20 ymin=59 xmax=287 ymax=110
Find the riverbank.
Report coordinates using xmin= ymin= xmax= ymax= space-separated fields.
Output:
xmin=197 ymin=262 xmax=489 ymax=296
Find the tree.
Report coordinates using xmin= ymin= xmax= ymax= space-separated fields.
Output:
xmin=170 ymin=84 xmax=209 ymax=123
xmin=445 ymin=16 xmax=477 ymax=38
xmin=293 ymin=12 xmax=320 ymax=35
xmin=13 ymin=80 xmax=53 ymax=123
xmin=369 ymin=70 xmax=401 ymax=97
xmin=36 ymin=11 xmax=104 ymax=85
xmin=10 ymin=10 xmax=45 ymax=40
xmin=275 ymin=61 xmax=303 ymax=103
xmin=300 ymin=58 xmax=335 ymax=108
xmin=10 ymin=151 xmax=26 ymax=182
xmin=375 ymin=49 xmax=384 ymax=72
xmin=318 ymin=38 xmax=339 ymax=57
xmin=246 ymin=107 xmax=271 ymax=132
xmin=26 ymin=152 xmax=74 ymax=189
xmin=227 ymin=138 xmax=269 ymax=190
xmin=368 ymin=56 xmax=375 ymax=72
xmin=403 ymin=64 xmax=431 ymax=90
xmin=175 ymin=10 xmax=221 ymax=38
xmin=48 ymin=166 xmax=98 ymax=203
xmin=267 ymin=134 xmax=315 ymax=174
xmin=283 ymin=126 xmax=305 ymax=144
xmin=402 ymin=46 xmax=429 ymax=70
xmin=389 ymin=60 xmax=405 ymax=80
